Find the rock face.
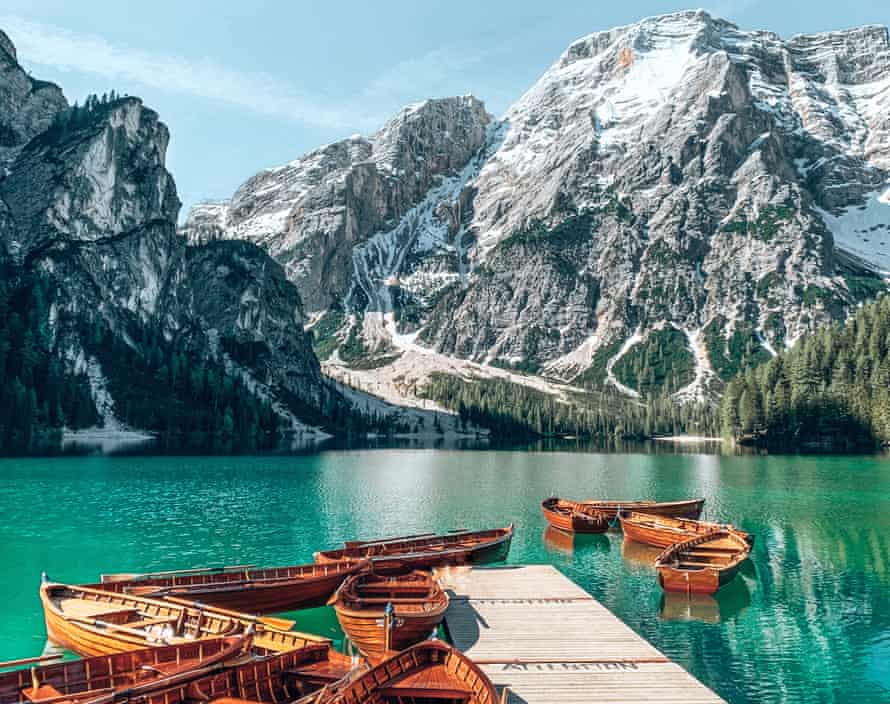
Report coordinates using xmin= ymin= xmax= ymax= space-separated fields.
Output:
xmin=188 ymin=11 xmax=890 ymax=400
xmin=0 ymin=32 xmax=327 ymax=429
xmin=0 ymin=30 xmax=67 ymax=168
xmin=181 ymin=96 xmax=491 ymax=311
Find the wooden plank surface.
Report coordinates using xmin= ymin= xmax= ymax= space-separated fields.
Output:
xmin=435 ymin=565 xmax=726 ymax=704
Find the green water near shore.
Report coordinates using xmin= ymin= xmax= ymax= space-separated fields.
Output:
xmin=1 ymin=450 xmax=889 ymax=703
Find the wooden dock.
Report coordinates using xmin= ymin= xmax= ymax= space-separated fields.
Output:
xmin=435 ymin=565 xmax=726 ymax=704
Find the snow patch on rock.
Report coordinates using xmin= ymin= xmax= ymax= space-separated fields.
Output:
xmin=605 ymin=332 xmax=643 ymax=398
xmin=817 ymin=187 xmax=890 ymax=275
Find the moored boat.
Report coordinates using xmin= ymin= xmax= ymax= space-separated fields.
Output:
xmin=96 ymin=644 xmax=358 ymax=704
xmin=90 ymin=560 xmax=367 ymax=614
xmin=331 ymin=571 xmax=448 ymax=661
xmin=578 ymin=498 xmax=705 ymax=521
xmin=0 ymin=637 xmax=247 ymax=704
xmin=541 ymin=498 xmax=610 ymax=534
xmin=655 ymin=530 xmax=751 ymax=595
xmin=39 ymin=580 xmax=328 ymax=657
xmin=619 ymin=511 xmax=753 ymax=549
xmin=314 ymin=525 xmax=513 ymax=572
xmin=317 ymin=640 xmax=499 ymax=704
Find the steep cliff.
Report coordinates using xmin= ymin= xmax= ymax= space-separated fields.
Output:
xmin=0 ymin=33 xmax=330 ymax=442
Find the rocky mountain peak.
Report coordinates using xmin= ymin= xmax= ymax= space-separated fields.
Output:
xmin=0 ymin=31 xmax=67 ymax=168
xmin=182 ymin=12 xmax=890 ymax=405
xmin=181 ymin=94 xmax=492 ymax=311
xmin=1 ymin=96 xmax=179 ymax=265
xmin=788 ymin=25 xmax=890 ymax=85
xmin=0 ymin=30 xmax=16 ymax=62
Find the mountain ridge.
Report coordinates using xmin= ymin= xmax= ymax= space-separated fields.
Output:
xmin=181 ymin=9 xmax=889 ymax=406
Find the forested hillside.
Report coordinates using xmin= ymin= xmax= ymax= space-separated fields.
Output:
xmin=720 ymin=295 xmax=890 ymax=450
xmin=0 ymin=274 xmax=97 ymax=450
xmin=421 ymin=373 xmax=719 ymax=441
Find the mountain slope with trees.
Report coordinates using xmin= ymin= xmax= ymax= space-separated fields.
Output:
xmin=721 ymin=294 xmax=890 ymax=450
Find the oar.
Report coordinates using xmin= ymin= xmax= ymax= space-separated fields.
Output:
xmin=161 ymin=597 xmax=296 ymax=631
xmin=101 ymin=564 xmax=256 ymax=583
xmin=69 ymin=617 xmax=172 ymax=641
xmin=0 ymin=654 xmax=63 ymax=669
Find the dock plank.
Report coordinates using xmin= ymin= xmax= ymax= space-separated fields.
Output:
xmin=436 ymin=565 xmax=725 ymax=704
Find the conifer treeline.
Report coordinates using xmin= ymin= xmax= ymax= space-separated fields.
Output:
xmin=82 ymin=316 xmax=283 ymax=447
xmin=0 ymin=275 xmax=97 ymax=450
xmin=0 ymin=271 xmax=409 ymax=453
xmin=421 ymin=373 xmax=719 ymax=440
xmin=720 ymin=294 xmax=890 ymax=450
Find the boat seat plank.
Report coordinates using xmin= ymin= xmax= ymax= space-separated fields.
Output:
xmin=56 ymin=599 xmax=139 ymax=620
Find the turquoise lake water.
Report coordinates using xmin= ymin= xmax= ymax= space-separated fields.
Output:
xmin=1 ymin=450 xmax=888 ymax=703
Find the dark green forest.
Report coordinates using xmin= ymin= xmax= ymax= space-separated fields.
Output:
xmin=720 ymin=294 xmax=890 ymax=450
xmin=81 ymin=317 xmax=284 ymax=449
xmin=0 ymin=274 xmax=98 ymax=450
xmin=0 ymin=269 xmax=410 ymax=454
xmin=420 ymin=372 xmax=719 ymax=441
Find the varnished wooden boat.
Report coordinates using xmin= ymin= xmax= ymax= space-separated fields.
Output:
xmin=578 ymin=498 xmax=705 ymax=521
xmin=0 ymin=637 xmax=247 ymax=704
xmin=541 ymin=498 xmax=610 ymax=534
xmin=331 ymin=571 xmax=448 ymax=661
xmin=317 ymin=640 xmax=499 ymax=704
xmin=89 ymin=560 xmax=368 ymax=614
xmin=655 ymin=530 xmax=751 ymax=595
xmin=40 ymin=580 xmax=328 ymax=657
xmin=108 ymin=644 xmax=358 ymax=704
xmin=314 ymin=525 xmax=513 ymax=572
xmin=619 ymin=511 xmax=753 ymax=549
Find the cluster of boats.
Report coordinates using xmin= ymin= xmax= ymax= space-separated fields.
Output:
xmin=4 ymin=526 xmax=516 ymax=704
xmin=542 ymin=496 xmax=752 ymax=595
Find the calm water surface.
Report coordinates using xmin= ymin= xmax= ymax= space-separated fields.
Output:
xmin=1 ymin=450 xmax=888 ymax=704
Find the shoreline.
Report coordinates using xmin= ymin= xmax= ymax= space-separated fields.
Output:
xmin=652 ymin=435 xmax=724 ymax=443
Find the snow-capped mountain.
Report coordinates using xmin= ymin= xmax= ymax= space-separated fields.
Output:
xmin=184 ymin=10 xmax=890 ymax=400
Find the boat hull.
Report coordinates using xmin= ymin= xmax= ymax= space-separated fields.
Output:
xmin=0 ymin=638 xmax=245 ymax=704
xmin=657 ymin=561 xmax=744 ymax=595
xmin=334 ymin=606 xmax=445 ymax=660
xmin=585 ymin=499 xmax=705 ymax=522
xmin=654 ymin=529 xmax=751 ymax=595
xmin=541 ymin=503 xmax=609 ymax=534
xmin=315 ymin=525 xmax=513 ymax=572
xmin=332 ymin=571 xmax=449 ymax=661
xmin=40 ymin=582 xmax=326 ymax=657
xmin=323 ymin=641 xmax=498 ymax=704
xmin=89 ymin=561 xmax=364 ymax=614
xmin=620 ymin=513 xmax=751 ymax=549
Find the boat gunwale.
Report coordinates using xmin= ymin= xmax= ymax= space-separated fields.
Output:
xmin=322 ymin=640 xmax=498 ymax=704
xmin=654 ymin=529 xmax=751 ymax=572
xmin=315 ymin=525 xmax=513 ymax=563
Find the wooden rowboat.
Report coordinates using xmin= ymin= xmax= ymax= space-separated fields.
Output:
xmin=314 ymin=525 xmax=513 ymax=572
xmin=331 ymin=571 xmax=448 ymax=661
xmin=0 ymin=637 xmax=247 ymax=704
xmin=114 ymin=641 xmax=495 ymax=704
xmin=655 ymin=530 xmax=751 ymax=595
xmin=619 ymin=511 xmax=753 ymax=549
xmin=578 ymin=498 xmax=705 ymax=521
xmin=101 ymin=644 xmax=358 ymax=704
xmin=317 ymin=640 xmax=499 ymax=704
xmin=40 ymin=580 xmax=328 ymax=657
xmin=89 ymin=560 xmax=368 ymax=614
xmin=541 ymin=498 xmax=610 ymax=534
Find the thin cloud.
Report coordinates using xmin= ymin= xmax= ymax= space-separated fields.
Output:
xmin=0 ymin=15 xmax=376 ymax=131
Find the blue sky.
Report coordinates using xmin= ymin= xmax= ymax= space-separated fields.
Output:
xmin=2 ymin=1 xmax=888 ymax=217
